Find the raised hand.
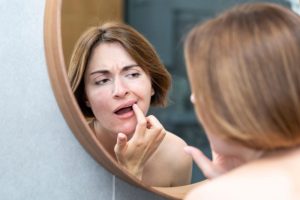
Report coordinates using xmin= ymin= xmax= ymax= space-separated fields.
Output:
xmin=184 ymin=146 xmax=246 ymax=179
xmin=114 ymin=104 xmax=166 ymax=180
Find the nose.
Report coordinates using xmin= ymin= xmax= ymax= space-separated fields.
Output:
xmin=112 ymin=77 xmax=129 ymax=98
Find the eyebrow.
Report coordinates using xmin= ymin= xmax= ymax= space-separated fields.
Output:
xmin=89 ymin=64 xmax=140 ymax=76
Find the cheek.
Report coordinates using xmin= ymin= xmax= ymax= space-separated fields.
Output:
xmin=140 ymin=84 xmax=153 ymax=105
xmin=205 ymin=128 xmax=240 ymax=156
xmin=130 ymin=78 xmax=152 ymax=98
xmin=90 ymin=99 xmax=113 ymax=125
xmin=139 ymin=85 xmax=152 ymax=97
xmin=90 ymin=98 xmax=106 ymax=110
xmin=86 ymin=89 xmax=110 ymax=114
xmin=128 ymin=80 xmax=152 ymax=114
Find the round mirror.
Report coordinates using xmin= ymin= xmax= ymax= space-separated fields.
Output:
xmin=44 ymin=0 xmax=295 ymax=199
xmin=44 ymin=0 xmax=202 ymax=199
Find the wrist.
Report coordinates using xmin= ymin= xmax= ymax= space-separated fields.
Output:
xmin=129 ymin=166 xmax=143 ymax=180
xmin=117 ymin=160 xmax=144 ymax=180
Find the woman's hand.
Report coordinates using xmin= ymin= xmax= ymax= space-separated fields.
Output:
xmin=114 ymin=104 xmax=166 ymax=180
xmin=184 ymin=146 xmax=246 ymax=179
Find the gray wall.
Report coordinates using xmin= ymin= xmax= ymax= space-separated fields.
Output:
xmin=0 ymin=1 xmax=165 ymax=199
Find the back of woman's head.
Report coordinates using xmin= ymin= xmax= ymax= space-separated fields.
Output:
xmin=184 ymin=3 xmax=300 ymax=150
xmin=68 ymin=22 xmax=171 ymax=117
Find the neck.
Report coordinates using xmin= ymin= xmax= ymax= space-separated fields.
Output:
xmin=90 ymin=119 xmax=117 ymax=160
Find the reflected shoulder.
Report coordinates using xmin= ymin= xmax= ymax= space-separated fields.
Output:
xmin=154 ymin=131 xmax=193 ymax=167
xmin=162 ymin=131 xmax=193 ymax=184
xmin=161 ymin=131 xmax=190 ymax=157
xmin=165 ymin=131 xmax=188 ymax=147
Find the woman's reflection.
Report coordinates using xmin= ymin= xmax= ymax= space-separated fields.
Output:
xmin=67 ymin=22 xmax=192 ymax=187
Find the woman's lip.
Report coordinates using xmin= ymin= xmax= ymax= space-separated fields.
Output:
xmin=115 ymin=109 xmax=135 ymax=119
xmin=113 ymin=100 xmax=137 ymax=113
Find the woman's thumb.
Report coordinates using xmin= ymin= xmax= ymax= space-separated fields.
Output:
xmin=114 ymin=133 xmax=127 ymax=154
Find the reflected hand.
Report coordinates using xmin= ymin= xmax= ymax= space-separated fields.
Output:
xmin=184 ymin=146 xmax=245 ymax=179
xmin=114 ymin=104 xmax=166 ymax=180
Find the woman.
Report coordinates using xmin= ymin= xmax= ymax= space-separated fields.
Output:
xmin=184 ymin=3 xmax=300 ymax=199
xmin=68 ymin=22 xmax=192 ymax=187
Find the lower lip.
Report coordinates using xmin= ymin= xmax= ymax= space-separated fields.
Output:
xmin=115 ymin=110 xmax=134 ymax=119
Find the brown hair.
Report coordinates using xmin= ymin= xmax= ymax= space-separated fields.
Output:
xmin=68 ymin=22 xmax=171 ymax=117
xmin=184 ymin=3 xmax=300 ymax=150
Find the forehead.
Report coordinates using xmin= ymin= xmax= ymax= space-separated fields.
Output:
xmin=86 ymin=42 xmax=136 ymax=71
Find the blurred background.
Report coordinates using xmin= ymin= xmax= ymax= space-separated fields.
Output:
xmin=62 ymin=0 xmax=299 ymax=183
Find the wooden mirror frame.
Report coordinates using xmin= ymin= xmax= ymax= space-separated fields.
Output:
xmin=44 ymin=0 xmax=203 ymax=199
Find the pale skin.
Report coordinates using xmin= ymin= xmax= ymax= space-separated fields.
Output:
xmin=84 ymin=42 xmax=192 ymax=187
xmin=184 ymin=94 xmax=300 ymax=199
xmin=185 ymin=146 xmax=300 ymax=200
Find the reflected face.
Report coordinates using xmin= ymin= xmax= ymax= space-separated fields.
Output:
xmin=84 ymin=42 xmax=153 ymax=139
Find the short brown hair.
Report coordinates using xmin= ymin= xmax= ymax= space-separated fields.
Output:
xmin=184 ymin=3 xmax=300 ymax=150
xmin=68 ymin=22 xmax=171 ymax=117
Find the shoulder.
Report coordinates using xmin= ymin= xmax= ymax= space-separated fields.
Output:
xmin=185 ymin=154 xmax=299 ymax=200
xmin=159 ymin=131 xmax=193 ymax=183
xmin=159 ymin=131 xmax=191 ymax=161
xmin=164 ymin=131 xmax=188 ymax=148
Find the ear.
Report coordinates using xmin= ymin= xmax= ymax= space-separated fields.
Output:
xmin=85 ymin=100 xmax=91 ymax=107
xmin=190 ymin=93 xmax=195 ymax=104
xmin=84 ymin=92 xmax=91 ymax=107
xmin=151 ymin=88 xmax=155 ymax=96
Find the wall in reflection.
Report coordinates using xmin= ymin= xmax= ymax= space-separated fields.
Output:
xmin=62 ymin=0 xmax=123 ymax=65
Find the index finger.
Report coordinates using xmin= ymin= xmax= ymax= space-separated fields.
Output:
xmin=184 ymin=146 xmax=219 ymax=179
xmin=132 ymin=104 xmax=147 ymax=132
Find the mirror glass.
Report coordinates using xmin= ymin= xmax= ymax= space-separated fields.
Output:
xmin=61 ymin=0 xmax=298 ymax=187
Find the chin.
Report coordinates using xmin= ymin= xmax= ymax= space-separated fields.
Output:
xmin=118 ymin=119 xmax=137 ymax=136
xmin=114 ymin=124 xmax=136 ymax=139
xmin=122 ymin=128 xmax=135 ymax=139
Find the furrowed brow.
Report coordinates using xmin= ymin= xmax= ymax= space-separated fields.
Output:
xmin=89 ymin=64 xmax=140 ymax=76
xmin=90 ymin=69 xmax=109 ymax=76
xmin=122 ymin=64 xmax=140 ymax=72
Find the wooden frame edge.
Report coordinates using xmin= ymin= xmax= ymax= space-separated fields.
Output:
xmin=43 ymin=0 xmax=202 ymax=199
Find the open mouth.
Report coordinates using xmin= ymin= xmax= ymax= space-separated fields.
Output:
xmin=114 ymin=105 xmax=133 ymax=115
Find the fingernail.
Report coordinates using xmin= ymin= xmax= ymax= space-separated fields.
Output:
xmin=118 ymin=133 xmax=125 ymax=138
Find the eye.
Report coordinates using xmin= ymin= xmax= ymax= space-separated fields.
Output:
xmin=126 ymin=72 xmax=141 ymax=78
xmin=95 ymin=78 xmax=111 ymax=86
